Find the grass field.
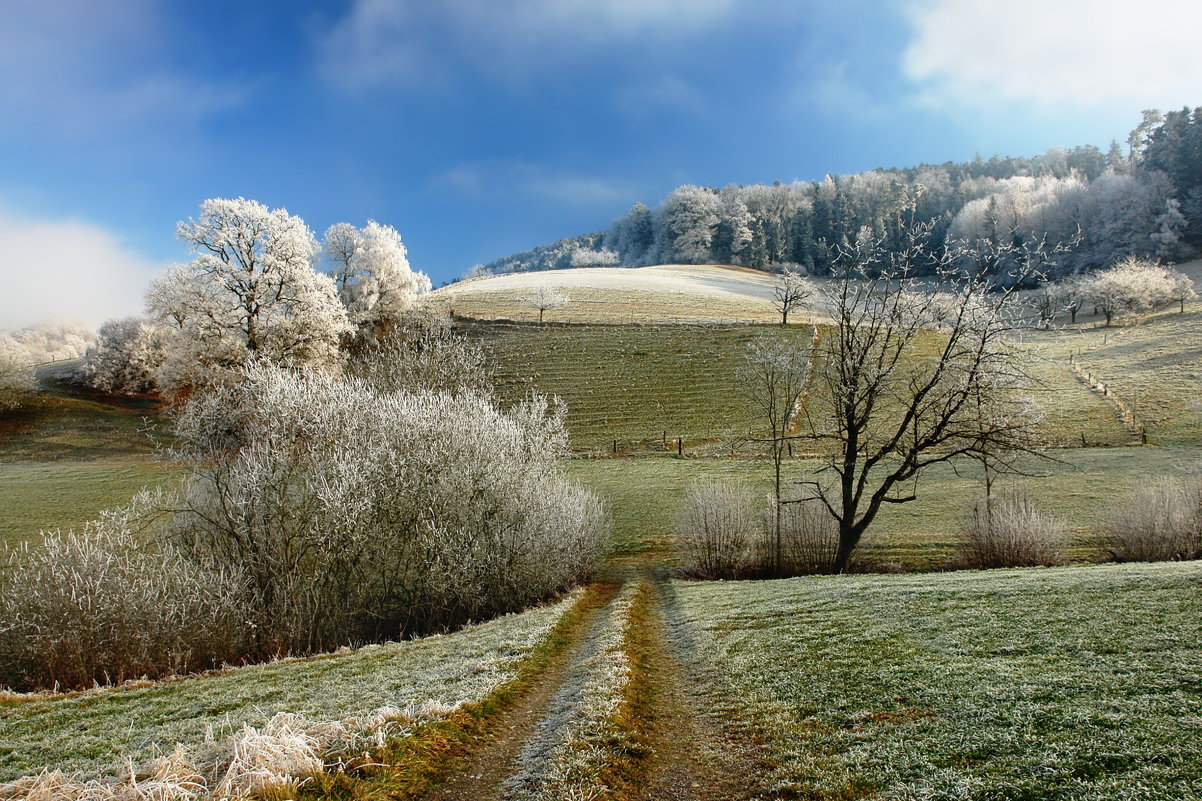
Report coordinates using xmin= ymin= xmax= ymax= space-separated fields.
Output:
xmin=668 ymin=561 xmax=1202 ymax=799
xmin=426 ymin=265 xmax=787 ymax=325
xmin=0 ymin=592 xmax=579 ymax=784
xmin=0 ymin=460 xmax=176 ymax=544
xmin=463 ymin=321 xmax=814 ymax=451
xmin=1066 ymin=308 xmax=1202 ymax=446
xmin=0 ymin=363 xmax=173 ymax=545
xmin=568 ymin=447 xmax=1194 ymax=567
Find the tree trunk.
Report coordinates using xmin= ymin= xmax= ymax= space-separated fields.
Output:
xmin=832 ymin=526 xmax=858 ymax=574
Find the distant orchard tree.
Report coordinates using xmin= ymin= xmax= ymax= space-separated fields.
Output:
xmin=323 ymin=220 xmax=430 ymax=331
xmin=772 ymin=269 xmax=814 ymax=326
xmin=525 ymin=285 xmax=570 ymax=323
xmin=147 ymin=198 xmax=350 ymax=389
xmin=739 ymin=336 xmax=810 ymax=576
xmin=1084 ymin=257 xmax=1193 ymax=325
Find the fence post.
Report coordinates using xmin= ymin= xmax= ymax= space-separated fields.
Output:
xmin=612 ymin=439 xmax=617 ymax=455
xmin=677 ymin=438 xmax=682 ymax=457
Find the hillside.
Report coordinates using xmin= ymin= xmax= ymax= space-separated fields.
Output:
xmin=4 ymin=266 xmax=1202 ymax=798
xmin=426 ymin=265 xmax=788 ymax=324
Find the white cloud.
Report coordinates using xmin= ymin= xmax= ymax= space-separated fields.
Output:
xmin=318 ymin=0 xmax=737 ymax=89
xmin=0 ymin=209 xmax=163 ymax=330
xmin=437 ymin=161 xmax=629 ymax=205
xmin=0 ymin=0 xmax=244 ymax=142
xmin=902 ymin=0 xmax=1202 ymax=110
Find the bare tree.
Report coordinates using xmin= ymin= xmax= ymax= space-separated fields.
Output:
xmin=771 ymin=269 xmax=813 ymax=326
xmin=525 ymin=285 xmax=569 ymax=323
xmin=799 ymin=224 xmax=1044 ymax=573
xmin=1058 ymin=277 xmax=1086 ymax=324
xmin=738 ymin=335 xmax=811 ymax=576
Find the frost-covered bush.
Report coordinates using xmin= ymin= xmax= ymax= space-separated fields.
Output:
xmin=0 ymin=334 xmax=34 ymax=410
xmin=765 ymin=501 xmax=840 ymax=575
xmin=0 ymin=526 xmax=250 ymax=692
xmin=1101 ymin=481 xmax=1202 ymax=563
xmin=345 ymin=310 xmax=492 ymax=396
xmin=160 ymin=363 xmax=606 ymax=655
xmin=675 ymin=480 xmax=758 ymax=579
xmin=78 ymin=316 xmax=169 ymax=395
xmin=957 ymin=491 xmax=1068 ymax=568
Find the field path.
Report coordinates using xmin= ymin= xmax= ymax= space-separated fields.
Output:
xmin=632 ymin=576 xmax=768 ymax=801
xmin=419 ymin=572 xmax=766 ymax=800
xmin=420 ymin=580 xmax=622 ymax=801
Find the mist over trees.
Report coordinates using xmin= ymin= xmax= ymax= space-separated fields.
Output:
xmin=477 ymin=109 xmax=1202 ymax=280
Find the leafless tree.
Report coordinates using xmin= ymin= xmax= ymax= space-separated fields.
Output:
xmin=771 ymin=269 xmax=813 ymax=326
xmin=525 ymin=285 xmax=569 ymax=323
xmin=738 ymin=335 xmax=810 ymax=576
xmin=798 ymin=223 xmax=1045 ymax=573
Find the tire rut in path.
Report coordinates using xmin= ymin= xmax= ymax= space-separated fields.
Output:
xmin=419 ymin=580 xmax=620 ymax=801
xmin=632 ymin=576 xmax=771 ymax=801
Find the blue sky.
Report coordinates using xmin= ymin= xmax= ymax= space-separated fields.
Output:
xmin=2 ymin=0 xmax=1200 ymax=328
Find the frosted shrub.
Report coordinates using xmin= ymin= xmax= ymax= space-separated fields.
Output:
xmin=0 ymin=527 xmax=250 ymax=692
xmin=161 ymin=363 xmax=606 ymax=655
xmin=768 ymin=501 xmax=840 ymax=575
xmin=957 ymin=491 xmax=1068 ymax=568
xmin=78 ymin=317 xmax=169 ymax=395
xmin=1101 ymin=481 xmax=1202 ymax=563
xmin=0 ymin=334 xmax=34 ymax=410
xmin=676 ymin=480 xmax=758 ymax=579
xmin=345 ymin=310 xmax=492 ymax=396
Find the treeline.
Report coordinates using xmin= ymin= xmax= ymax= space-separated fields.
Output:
xmin=478 ymin=108 xmax=1202 ymax=279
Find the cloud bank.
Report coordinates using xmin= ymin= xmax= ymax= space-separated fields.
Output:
xmin=0 ymin=209 xmax=162 ymax=330
xmin=903 ymin=0 xmax=1202 ymax=110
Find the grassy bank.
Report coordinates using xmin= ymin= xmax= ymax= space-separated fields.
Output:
xmin=668 ymin=561 xmax=1202 ymax=799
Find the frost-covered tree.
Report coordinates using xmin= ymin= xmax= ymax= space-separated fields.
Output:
xmin=78 ymin=317 xmax=169 ymax=395
xmin=6 ymin=322 xmax=95 ymax=364
xmin=525 ymin=285 xmax=569 ymax=323
xmin=772 ymin=269 xmax=814 ymax=326
xmin=569 ymin=246 xmax=620 ymax=268
xmin=605 ymin=202 xmax=655 ymax=265
xmin=0 ymin=334 xmax=34 ymax=410
xmin=655 ymin=185 xmax=720 ymax=264
xmin=147 ymin=198 xmax=350 ymax=389
xmin=1083 ymin=257 xmax=1189 ymax=325
xmin=323 ymin=220 xmax=430 ymax=331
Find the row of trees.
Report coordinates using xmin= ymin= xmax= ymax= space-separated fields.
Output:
xmin=479 ymin=109 xmax=1200 ymax=280
xmin=82 ymin=198 xmax=431 ymax=396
